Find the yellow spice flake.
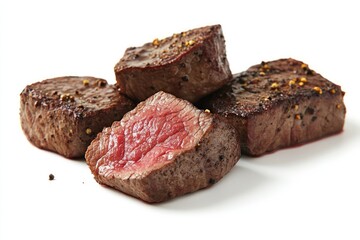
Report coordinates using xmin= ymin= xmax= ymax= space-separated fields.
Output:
xmin=295 ymin=114 xmax=302 ymax=120
xmin=289 ymin=79 xmax=296 ymax=86
xmin=294 ymin=104 xmax=299 ymax=111
xmin=60 ymin=94 xmax=67 ymax=100
xmin=330 ymin=89 xmax=336 ymax=94
xmin=259 ymin=71 xmax=265 ymax=76
xmin=300 ymin=77 xmax=307 ymax=82
xmin=185 ymin=40 xmax=196 ymax=47
xmin=82 ymin=79 xmax=89 ymax=86
xmin=301 ymin=63 xmax=308 ymax=69
xmin=298 ymin=82 xmax=305 ymax=86
xmin=60 ymin=93 xmax=75 ymax=102
xmin=271 ymin=82 xmax=279 ymax=89
xmin=204 ymin=109 xmax=211 ymax=113
xmin=336 ymin=104 xmax=342 ymax=109
xmin=85 ymin=128 xmax=92 ymax=135
xmin=188 ymin=40 xmax=195 ymax=46
xmin=152 ymin=38 xmax=160 ymax=47
xmin=313 ymin=86 xmax=323 ymax=94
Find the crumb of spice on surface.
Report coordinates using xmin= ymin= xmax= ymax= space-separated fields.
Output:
xmin=49 ymin=174 xmax=55 ymax=181
xmin=85 ymin=128 xmax=92 ymax=135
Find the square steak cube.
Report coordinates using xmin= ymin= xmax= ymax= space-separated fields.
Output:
xmin=20 ymin=76 xmax=135 ymax=158
xmin=198 ymin=58 xmax=346 ymax=156
xmin=114 ymin=25 xmax=232 ymax=103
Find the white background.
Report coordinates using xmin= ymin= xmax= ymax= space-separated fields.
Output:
xmin=1 ymin=0 xmax=359 ymax=239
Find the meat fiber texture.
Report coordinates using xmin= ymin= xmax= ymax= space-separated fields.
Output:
xmin=85 ymin=91 xmax=241 ymax=203
xmin=20 ymin=76 xmax=135 ymax=158
xmin=114 ymin=24 xmax=232 ymax=103
xmin=198 ymin=58 xmax=346 ymax=156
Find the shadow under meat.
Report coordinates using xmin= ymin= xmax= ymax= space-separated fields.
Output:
xmin=158 ymin=164 xmax=271 ymax=210
xmin=243 ymin=117 xmax=357 ymax=167
xmin=158 ymin=117 xmax=357 ymax=210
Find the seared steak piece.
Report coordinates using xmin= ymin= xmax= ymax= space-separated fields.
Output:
xmin=114 ymin=24 xmax=232 ymax=103
xmin=85 ymin=91 xmax=241 ymax=203
xmin=20 ymin=76 xmax=135 ymax=158
xmin=198 ymin=58 xmax=346 ymax=156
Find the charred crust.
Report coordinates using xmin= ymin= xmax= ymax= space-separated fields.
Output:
xmin=21 ymin=77 xmax=134 ymax=116
xmin=114 ymin=25 xmax=232 ymax=103
xmin=181 ymin=75 xmax=189 ymax=81
xmin=200 ymin=58 xmax=344 ymax=118
xmin=208 ymin=178 xmax=216 ymax=185
xmin=305 ymin=107 xmax=315 ymax=115
xmin=96 ymin=79 xmax=107 ymax=87
xmin=115 ymin=25 xmax=222 ymax=70
xmin=20 ymin=76 xmax=135 ymax=158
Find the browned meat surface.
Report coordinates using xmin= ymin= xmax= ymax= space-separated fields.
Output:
xmin=85 ymin=91 xmax=241 ymax=203
xmin=114 ymin=25 xmax=232 ymax=103
xmin=20 ymin=76 xmax=135 ymax=158
xmin=198 ymin=58 xmax=346 ymax=156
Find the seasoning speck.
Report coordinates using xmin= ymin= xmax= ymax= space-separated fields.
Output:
xmin=294 ymin=104 xmax=299 ymax=111
xmin=336 ymin=104 xmax=342 ymax=109
xmin=204 ymin=109 xmax=211 ymax=113
xmin=298 ymin=81 xmax=305 ymax=86
xmin=330 ymin=89 xmax=336 ymax=94
xmin=152 ymin=38 xmax=160 ymax=47
xmin=49 ymin=174 xmax=55 ymax=181
xmin=85 ymin=128 xmax=92 ymax=135
xmin=289 ymin=79 xmax=296 ymax=86
xmin=60 ymin=93 xmax=75 ymax=102
xmin=83 ymin=79 xmax=89 ymax=86
xmin=259 ymin=71 xmax=265 ymax=76
xmin=271 ymin=82 xmax=279 ymax=89
xmin=301 ymin=63 xmax=308 ymax=69
xmin=181 ymin=75 xmax=189 ymax=81
xmin=185 ymin=40 xmax=196 ymax=47
xmin=313 ymin=86 xmax=323 ymax=94
xmin=208 ymin=178 xmax=216 ymax=184
xmin=295 ymin=114 xmax=302 ymax=120
xmin=97 ymin=79 xmax=107 ymax=87
xmin=300 ymin=77 xmax=307 ymax=82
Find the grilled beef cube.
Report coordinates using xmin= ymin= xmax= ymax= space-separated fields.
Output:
xmin=114 ymin=24 xmax=232 ymax=103
xmin=85 ymin=91 xmax=241 ymax=203
xmin=20 ymin=76 xmax=135 ymax=158
xmin=198 ymin=58 xmax=346 ymax=156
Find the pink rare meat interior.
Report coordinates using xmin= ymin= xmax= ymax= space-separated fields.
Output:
xmin=94 ymin=93 xmax=212 ymax=177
